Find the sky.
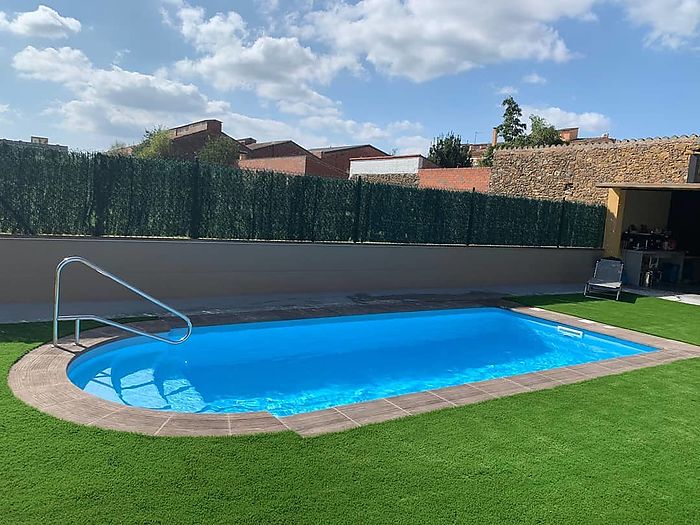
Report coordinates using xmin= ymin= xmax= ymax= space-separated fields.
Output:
xmin=0 ymin=1 xmax=698 ymax=154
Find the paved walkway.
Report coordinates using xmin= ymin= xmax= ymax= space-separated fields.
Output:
xmin=624 ymin=286 xmax=700 ymax=306
xmin=0 ymin=284 xmax=583 ymax=324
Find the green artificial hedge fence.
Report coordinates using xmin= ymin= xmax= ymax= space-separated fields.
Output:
xmin=0 ymin=144 xmax=606 ymax=247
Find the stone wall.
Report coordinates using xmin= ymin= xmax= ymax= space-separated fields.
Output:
xmin=490 ymin=136 xmax=700 ymax=205
xmin=358 ymin=173 xmax=420 ymax=187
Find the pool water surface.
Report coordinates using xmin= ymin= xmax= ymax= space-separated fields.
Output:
xmin=68 ymin=308 xmax=653 ymax=416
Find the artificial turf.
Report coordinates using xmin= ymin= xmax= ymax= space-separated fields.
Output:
xmin=1 ymin=298 xmax=699 ymax=524
xmin=512 ymin=293 xmax=700 ymax=346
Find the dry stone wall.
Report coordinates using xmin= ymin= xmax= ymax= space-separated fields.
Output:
xmin=490 ymin=136 xmax=700 ymax=205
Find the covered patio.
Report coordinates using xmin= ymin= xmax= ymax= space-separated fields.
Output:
xmin=600 ymin=182 xmax=700 ymax=294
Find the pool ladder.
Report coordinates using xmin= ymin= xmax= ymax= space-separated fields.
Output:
xmin=52 ymin=256 xmax=192 ymax=348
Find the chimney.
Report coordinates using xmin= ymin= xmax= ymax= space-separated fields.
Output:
xmin=559 ymin=128 xmax=579 ymax=142
xmin=237 ymin=137 xmax=257 ymax=146
xmin=491 ymin=127 xmax=498 ymax=146
xmin=205 ymin=120 xmax=222 ymax=134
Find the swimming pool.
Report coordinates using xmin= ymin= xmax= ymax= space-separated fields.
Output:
xmin=68 ymin=308 xmax=653 ymax=416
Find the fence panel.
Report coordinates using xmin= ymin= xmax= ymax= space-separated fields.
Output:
xmin=96 ymin=155 xmax=193 ymax=238
xmin=358 ymin=182 xmax=473 ymax=244
xmin=559 ymin=200 xmax=607 ymax=248
xmin=0 ymin=145 xmax=606 ymax=248
xmin=470 ymin=193 xmax=561 ymax=246
xmin=0 ymin=145 xmax=93 ymax=235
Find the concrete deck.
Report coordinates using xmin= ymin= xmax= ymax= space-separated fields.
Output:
xmin=8 ymin=297 xmax=700 ymax=438
xmin=0 ymin=284 xmax=582 ymax=323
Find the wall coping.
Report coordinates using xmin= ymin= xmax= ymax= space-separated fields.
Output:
xmin=493 ymin=135 xmax=700 ymax=155
xmin=0 ymin=235 xmax=603 ymax=251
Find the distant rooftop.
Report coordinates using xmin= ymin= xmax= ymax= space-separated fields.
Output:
xmin=350 ymin=154 xmax=429 ymax=162
xmin=246 ymin=140 xmax=294 ymax=150
xmin=309 ymin=144 xmax=388 ymax=155
xmin=0 ymin=136 xmax=68 ymax=152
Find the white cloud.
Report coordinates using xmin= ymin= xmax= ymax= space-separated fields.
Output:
xmin=522 ymin=105 xmax=611 ymax=133
xmin=523 ymin=72 xmax=547 ymax=84
xmin=256 ymin=0 xmax=280 ymax=15
xmin=300 ymin=0 xmax=599 ymax=82
xmin=167 ymin=3 xmax=356 ymax=117
xmin=0 ymin=5 xmax=81 ymax=38
xmin=300 ymin=115 xmax=422 ymax=144
xmin=0 ymin=103 xmax=11 ymax=124
xmin=497 ymin=86 xmax=518 ymax=95
xmin=112 ymin=48 xmax=130 ymax=66
xmin=12 ymin=45 xmax=318 ymax=145
xmin=619 ymin=0 xmax=700 ymax=49
xmin=393 ymin=135 xmax=431 ymax=155
xmin=161 ymin=1 xmax=422 ymax=149
xmin=12 ymin=46 xmax=92 ymax=84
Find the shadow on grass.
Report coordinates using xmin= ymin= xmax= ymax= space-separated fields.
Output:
xmin=0 ymin=317 xmax=155 ymax=345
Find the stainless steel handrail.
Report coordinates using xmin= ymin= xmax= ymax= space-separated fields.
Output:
xmin=52 ymin=256 xmax=193 ymax=347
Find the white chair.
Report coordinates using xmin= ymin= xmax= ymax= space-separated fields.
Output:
xmin=584 ymin=259 xmax=624 ymax=300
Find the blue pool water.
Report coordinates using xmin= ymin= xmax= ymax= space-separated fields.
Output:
xmin=68 ymin=308 xmax=653 ymax=416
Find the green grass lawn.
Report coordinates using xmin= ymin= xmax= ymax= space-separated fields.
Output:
xmin=1 ymin=297 xmax=699 ymax=524
xmin=513 ymin=293 xmax=700 ymax=346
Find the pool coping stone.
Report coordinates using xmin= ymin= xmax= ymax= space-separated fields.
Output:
xmin=8 ymin=297 xmax=700 ymax=438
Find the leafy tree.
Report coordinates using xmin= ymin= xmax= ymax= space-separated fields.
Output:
xmin=480 ymin=98 xmax=563 ymax=166
xmin=479 ymin=144 xmax=495 ymax=167
xmin=428 ymin=132 xmax=472 ymax=168
xmin=106 ymin=141 xmax=128 ymax=156
xmin=197 ymin=135 xmax=240 ymax=166
xmin=518 ymin=115 xmax=564 ymax=147
xmin=132 ymin=127 xmax=173 ymax=159
xmin=496 ymin=96 xmax=526 ymax=143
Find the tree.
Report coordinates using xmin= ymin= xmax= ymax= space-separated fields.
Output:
xmin=428 ymin=132 xmax=472 ymax=168
xmin=197 ymin=135 xmax=240 ymax=166
xmin=496 ymin=96 xmax=526 ymax=143
xmin=479 ymin=144 xmax=495 ymax=167
xmin=480 ymin=98 xmax=563 ymax=166
xmin=522 ymin=115 xmax=564 ymax=147
xmin=132 ymin=127 xmax=173 ymax=159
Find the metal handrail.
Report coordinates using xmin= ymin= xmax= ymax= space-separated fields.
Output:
xmin=52 ymin=256 xmax=192 ymax=347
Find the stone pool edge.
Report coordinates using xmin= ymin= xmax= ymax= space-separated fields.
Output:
xmin=8 ymin=299 xmax=700 ymax=438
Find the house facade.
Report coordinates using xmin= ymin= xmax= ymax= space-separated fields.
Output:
xmin=238 ymin=140 xmax=349 ymax=179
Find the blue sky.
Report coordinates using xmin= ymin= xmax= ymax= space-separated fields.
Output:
xmin=0 ymin=1 xmax=698 ymax=153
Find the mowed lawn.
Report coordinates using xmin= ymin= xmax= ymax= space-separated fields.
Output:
xmin=1 ymin=295 xmax=699 ymax=524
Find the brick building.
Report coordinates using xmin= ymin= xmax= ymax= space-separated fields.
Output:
xmin=114 ymin=119 xmax=246 ymax=164
xmin=309 ymin=144 xmax=388 ymax=173
xmin=168 ymin=119 xmax=249 ymax=163
xmin=238 ymin=140 xmax=349 ymax=179
xmin=114 ymin=119 xmax=384 ymax=180
xmin=348 ymin=154 xmax=491 ymax=192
